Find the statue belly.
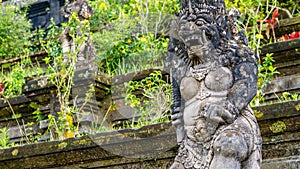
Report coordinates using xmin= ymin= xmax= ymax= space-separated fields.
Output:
xmin=183 ymin=99 xmax=203 ymax=142
xmin=183 ymin=99 xmax=203 ymax=126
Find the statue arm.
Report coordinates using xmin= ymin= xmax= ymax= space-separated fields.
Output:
xmin=170 ymin=73 xmax=182 ymax=125
xmin=170 ymin=73 xmax=185 ymax=143
xmin=168 ymin=38 xmax=183 ymax=126
xmin=167 ymin=38 xmax=185 ymax=143
xmin=228 ymin=60 xmax=258 ymax=113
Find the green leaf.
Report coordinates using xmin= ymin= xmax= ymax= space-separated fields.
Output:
xmin=29 ymin=102 xmax=40 ymax=109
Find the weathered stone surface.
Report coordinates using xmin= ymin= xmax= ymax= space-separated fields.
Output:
xmin=0 ymin=101 xmax=299 ymax=169
xmin=0 ymin=122 xmax=177 ymax=169
xmin=0 ymin=50 xmax=48 ymax=73
xmin=26 ymin=0 xmax=67 ymax=30
xmin=261 ymin=38 xmax=300 ymax=55
xmin=253 ymin=100 xmax=300 ymax=121
xmin=167 ymin=1 xmax=261 ymax=168
xmin=262 ymin=156 xmax=300 ymax=169
xmin=265 ymin=74 xmax=300 ymax=96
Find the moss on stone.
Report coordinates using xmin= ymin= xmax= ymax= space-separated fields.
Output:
xmin=269 ymin=121 xmax=287 ymax=134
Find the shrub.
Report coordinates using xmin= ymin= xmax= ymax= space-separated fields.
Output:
xmin=90 ymin=0 xmax=180 ymax=75
xmin=0 ymin=4 xmax=32 ymax=59
xmin=124 ymin=70 xmax=172 ymax=128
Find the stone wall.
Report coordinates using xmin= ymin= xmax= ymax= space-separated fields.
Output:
xmin=0 ymin=100 xmax=299 ymax=169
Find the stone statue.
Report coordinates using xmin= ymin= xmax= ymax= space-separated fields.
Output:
xmin=61 ymin=0 xmax=96 ymax=68
xmin=167 ymin=0 xmax=262 ymax=168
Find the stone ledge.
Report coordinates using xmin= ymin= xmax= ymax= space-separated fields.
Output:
xmin=262 ymin=156 xmax=300 ymax=169
xmin=0 ymin=101 xmax=299 ymax=168
xmin=253 ymin=100 xmax=300 ymax=121
xmin=261 ymin=38 xmax=300 ymax=55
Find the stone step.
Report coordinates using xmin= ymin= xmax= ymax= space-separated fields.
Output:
xmin=0 ymin=100 xmax=299 ymax=168
xmin=262 ymin=156 xmax=300 ymax=169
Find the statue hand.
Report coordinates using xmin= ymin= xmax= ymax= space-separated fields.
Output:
xmin=203 ymin=104 xmax=236 ymax=124
xmin=171 ymin=102 xmax=183 ymax=126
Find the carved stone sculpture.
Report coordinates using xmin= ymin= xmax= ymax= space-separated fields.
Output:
xmin=61 ymin=0 xmax=96 ymax=68
xmin=167 ymin=0 xmax=262 ymax=168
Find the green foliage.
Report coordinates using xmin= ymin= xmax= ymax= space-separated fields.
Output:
xmin=0 ymin=4 xmax=43 ymax=99
xmin=225 ymin=0 xmax=278 ymax=52
xmin=225 ymin=0 xmax=299 ymax=50
xmin=258 ymin=53 xmax=279 ymax=90
xmin=38 ymin=13 xmax=99 ymax=140
xmin=253 ymin=109 xmax=264 ymax=119
xmin=277 ymin=0 xmax=300 ymax=17
xmin=90 ymin=0 xmax=179 ymax=75
xmin=0 ymin=4 xmax=32 ymax=59
xmin=225 ymin=1 xmax=300 ymax=106
xmin=95 ymin=29 xmax=169 ymax=75
xmin=24 ymin=121 xmax=42 ymax=143
xmin=0 ymin=64 xmax=26 ymax=98
xmin=124 ymin=70 xmax=172 ymax=128
xmin=269 ymin=120 xmax=286 ymax=134
xmin=0 ymin=55 xmax=45 ymax=98
xmin=279 ymin=92 xmax=299 ymax=102
xmin=0 ymin=127 xmax=10 ymax=148
xmin=251 ymin=53 xmax=279 ymax=106
xmin=32 ymin=110 xmax=44 ymax=122
xmin=0 ymin=5 xmax=30 ymax=97
xmin=38 ymin=13 xmax=87 ymax=140
xmin=38 ymin=19 xmax=63 ymax=67
xmin=89 ymin=0 xmax=180 ymax=31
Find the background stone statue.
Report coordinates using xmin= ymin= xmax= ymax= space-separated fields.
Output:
xmin=167 ymin=0 xmax=262 ymax=168
xmin=61 ymin=0 xmax=96 ymax=68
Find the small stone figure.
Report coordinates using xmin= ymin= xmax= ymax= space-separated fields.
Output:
xmin=61 ymin=0 xmax=96 ymax=68
xmin=167 ymin=0 xmax=262 ymax=168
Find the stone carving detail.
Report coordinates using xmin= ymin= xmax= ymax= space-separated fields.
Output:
xmin=167 ymin=0 xmax=262 ymax=168
xmin=61 ymin=0 xmax=96 ymax=68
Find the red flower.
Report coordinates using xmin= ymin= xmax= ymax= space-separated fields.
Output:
xmin=263 ymin=8 xmax=279 ymax=41
xmin=263 ymin=8 xmax=279 ymax=25
xmin=0 ymin=83 xmax=5 ymax=98
xmin=280 ymin=31 xmax=300 ymax=42
xmin=289 ymin=31 xmax=300 ymax=40
xmin=285 ymin=34 xmax=290 ymax=40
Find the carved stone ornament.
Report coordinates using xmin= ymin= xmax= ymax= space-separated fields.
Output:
xmin=61 ymin=0 xmax=96 ymax=68
xmin=167 ymin=0 xmax=262 ymax=168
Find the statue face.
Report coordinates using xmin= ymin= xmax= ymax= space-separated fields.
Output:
xmin=177 ymin=21 xmax=216 ymax=65
xmin=62 ymin=0 xmax=94 ymax=20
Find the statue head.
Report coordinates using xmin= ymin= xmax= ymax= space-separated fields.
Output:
xmin=180 ymin=0 xmax=226 ymax=18
xmin=170 ymin=0 xmax=251 ymax=68
xmin=62 ymin=0 xmax=94 ymax=21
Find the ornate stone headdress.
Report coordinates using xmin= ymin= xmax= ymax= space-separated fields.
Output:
xmin=170 ymin=0 xmax=255 ymax=68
